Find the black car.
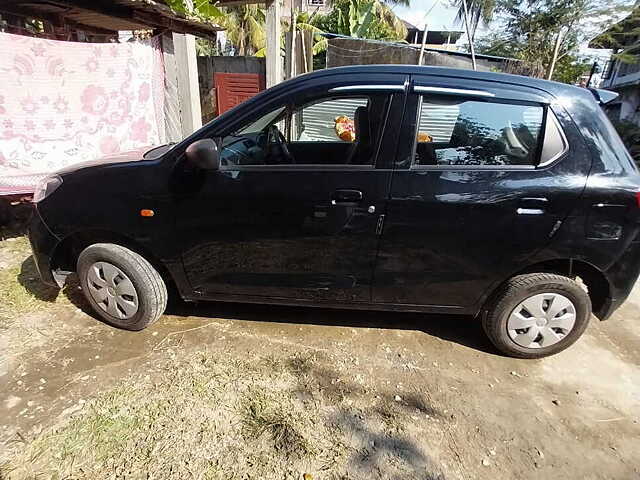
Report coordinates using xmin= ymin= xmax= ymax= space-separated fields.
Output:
xmin=28 ymin=65 xmax=640 ymax=358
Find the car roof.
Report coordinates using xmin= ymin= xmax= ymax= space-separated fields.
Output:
xmin=289 ymin=65 xmax=589 ymax=100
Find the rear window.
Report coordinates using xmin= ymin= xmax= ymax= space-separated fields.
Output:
xmin=414 ymin=97 xmax=544 ymax=167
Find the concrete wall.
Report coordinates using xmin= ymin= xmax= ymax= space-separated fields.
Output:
xmin=326 ymin=38 xmax=533 ymax=75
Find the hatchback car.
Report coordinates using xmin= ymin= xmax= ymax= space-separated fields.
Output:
xmin=28 ymin=65 xmax=640 ymax=358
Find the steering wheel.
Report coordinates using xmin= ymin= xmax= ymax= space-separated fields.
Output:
xmin=266 ymin=124 xmax=295 ymax=164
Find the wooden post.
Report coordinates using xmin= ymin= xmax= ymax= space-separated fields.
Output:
xmin=461 ymin=0 xmax=477 ymax=71
xmin=266 ymin=0 xmax=283 ymax=88
xmin=161 ymin=33 xmax=181 ymax=143
xmin=418 ymin=23 xmax=428 ymax=65
xmin=173 ymin=31 xmax=203 ymax=136
xmin=547 ymin=28 xmax=564 ymax=80
xmin=290 ymin=8 xmax=297 ymax=79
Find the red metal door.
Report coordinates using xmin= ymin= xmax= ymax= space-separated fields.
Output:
xmin=214 ymin=72 xmax=265 ymax=115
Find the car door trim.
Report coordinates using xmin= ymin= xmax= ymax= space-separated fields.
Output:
xmin=329 ymin=84 xmax=406 ymax=92
xmin=413 ymin=85 xmax=496 ymax=97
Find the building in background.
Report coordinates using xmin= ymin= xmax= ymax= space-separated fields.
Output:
xmin=590 ymin=9 xmax=640 ymax=124
xmin=282 ymin=0 xmax=332 ymax=17
xmin=402 ymin=20 xmax=463 ymax=52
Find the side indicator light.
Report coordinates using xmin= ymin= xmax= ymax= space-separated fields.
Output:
xmin=636 ymin=192 xmax=640 ymax=208
xmin=140 ymin=209 xmax=155 ymax=217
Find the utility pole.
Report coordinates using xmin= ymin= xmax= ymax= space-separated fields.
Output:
xmin=461 ymin=0 xmax=476 ymax=71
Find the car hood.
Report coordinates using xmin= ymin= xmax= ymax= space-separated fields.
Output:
xmin=56 ymin=146 xmax=156 ymax=175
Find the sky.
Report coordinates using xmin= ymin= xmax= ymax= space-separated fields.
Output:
xmin=391 ymin=0 xmax=468 ymax=36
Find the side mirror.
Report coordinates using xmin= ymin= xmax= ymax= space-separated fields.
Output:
xmin=185 ymin=139 xmax=220 ymax=170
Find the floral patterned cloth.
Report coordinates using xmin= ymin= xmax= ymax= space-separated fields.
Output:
xmin=0 ymin=32 xmax=165 ymax=194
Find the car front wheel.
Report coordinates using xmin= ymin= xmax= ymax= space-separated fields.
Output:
xmin=482 ymin=273 xmax=591 ymax=359
xmin=77 ymin=243 xmax=167 ymax=330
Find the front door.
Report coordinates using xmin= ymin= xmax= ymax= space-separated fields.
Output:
xmin=176 ymin=84 xmax=405 ymax=303
xmin=373 ymin=76 xmax=590 ymax=311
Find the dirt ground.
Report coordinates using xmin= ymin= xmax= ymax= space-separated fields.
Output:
xmin=0 ymin=231 xmax=639 ymax=479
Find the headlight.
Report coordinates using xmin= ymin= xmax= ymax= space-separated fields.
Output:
xmin=33 ymin=175 xmax=63 ymax=203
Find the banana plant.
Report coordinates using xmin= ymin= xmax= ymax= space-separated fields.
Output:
xmin=338 ymin=0 xmax=376 ymax=38
xmin=165 ymin=0 xmax=224 ymax=20
xmin=295 ymin=12 xmax=330 ymax=55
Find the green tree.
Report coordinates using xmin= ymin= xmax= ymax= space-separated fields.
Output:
xmin=312 ymin=0 xmax=407 ymax=50
xmin=474 ymin=0 xmax=632 ymax=82
xmin=453 ymin=0 xmax=496 ymax=41
xmin=164 ymin=0 xmax=224 ymax=20
xmin=219 ymin=5 xmax=267 ymax=56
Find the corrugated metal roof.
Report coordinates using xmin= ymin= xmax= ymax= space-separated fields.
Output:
xmin=6 ymin=0 xmax=222 ymax=35
xmin=296 ymin=98 xmax=367 ymax=142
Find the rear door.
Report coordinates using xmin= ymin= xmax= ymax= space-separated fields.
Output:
xmin=373 ymin=75 xmax=591 ymax=311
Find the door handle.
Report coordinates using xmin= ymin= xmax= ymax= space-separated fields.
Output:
xmin=517 ymin=197 xmax=548 ymax=215
xmin=331 ymin=189 xmax=363 ymax=205
xmin=517 ymin=208 xmax=544 ymax=215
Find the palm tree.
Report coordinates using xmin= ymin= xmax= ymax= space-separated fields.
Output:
xmin=454 ymin=0 xmax=496 ymax=41
xmin=219 ymin=5 xmax=266 ymax=56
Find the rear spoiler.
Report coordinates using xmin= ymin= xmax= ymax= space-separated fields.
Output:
xmin=589 ymin=88 xmax=619 ymax=105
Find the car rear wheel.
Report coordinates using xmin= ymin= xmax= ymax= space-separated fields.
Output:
xmin=77 ymin=243 xmax=167 ymax=330
xmin=482 ymin=273 xmax=591 ymax=359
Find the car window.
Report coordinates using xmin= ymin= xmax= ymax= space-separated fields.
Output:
xmin=414 ymin=96 xmax=544 ymax=167
xmin=217 ymin=94 xmax=390 ymax=167
xmin=238 ymin=106 xmax=286 ymax=135
xmin=291 ymin=98 xmax=368 ymax=142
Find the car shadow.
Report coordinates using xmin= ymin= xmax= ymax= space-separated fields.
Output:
xmin=18 ymin=255 xmax=90 ymax=308
xmin=17 ymin=255 xmax=499 ymax=357
xmin=165 ymin=298 xmax=500 ymax=356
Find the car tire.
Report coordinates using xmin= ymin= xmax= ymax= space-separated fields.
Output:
xmin=77 ymin=243 xmax=167 ymax=331
xmin=482 ymin=273 xmax=591 ymax=359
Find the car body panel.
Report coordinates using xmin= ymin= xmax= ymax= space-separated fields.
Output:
xmin=27 ymin=65 xmax=640 ymax=321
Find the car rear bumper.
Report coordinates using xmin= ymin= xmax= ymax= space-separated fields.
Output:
xmin=27 ymin=208 xmax=62 ymax=288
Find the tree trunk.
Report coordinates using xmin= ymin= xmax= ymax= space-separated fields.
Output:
xmin=462 ymin=0 xmax=477 ymax=71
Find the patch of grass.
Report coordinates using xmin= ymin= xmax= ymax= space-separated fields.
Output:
xmin=0 ymin=264 xmax=44 ymax=328
xmin=2 ymin=352 xmax=340 ymax=479
xmin=240 ymin=388 xmax=314 ymax=458
xmin=0 ymin=236 xmax=82 ymax=329
xmin=3 ymin=349 xmax=433 ymax=480
xmin=286 ymin=352 xmax=316 ymax=375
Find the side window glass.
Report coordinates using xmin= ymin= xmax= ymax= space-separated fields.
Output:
xmin=218 ymin=106 xmax=287 ymax=166
xmin=291 ymin=98 xmax=368 ymax=142
xmin=414 ymin=97 xmax=544 ymax=167
xmin=218 ymin=94 xmax=390 ymax=167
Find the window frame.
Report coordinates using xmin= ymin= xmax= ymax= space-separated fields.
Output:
xmin=408 ymin=94 xmax=552 ymax=171
xmin=216 ymin=90 xmax=395 ymax=171
xmin=538 ymin=107 xmax=569 ymax=168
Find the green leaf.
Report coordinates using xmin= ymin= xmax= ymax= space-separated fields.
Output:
xmin=353 ymin=1 xmax=376 ymax=37
xmin=165 ymin=0 xmax=188 ymax=14
xmin=195 ymin=0 xmax=224 ymax=19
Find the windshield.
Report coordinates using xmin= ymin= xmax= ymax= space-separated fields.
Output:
xmin=143 ymin=143 xmax=176 ymax=160
xmin=237 ymin=106 xmax=287 ymax=135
